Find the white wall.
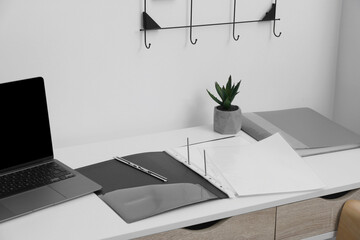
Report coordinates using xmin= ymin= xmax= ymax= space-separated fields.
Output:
xmin=0 ymin=0 xmax=342 ymax=148
xmin=334 ymin=0 xmax=360 ymax=135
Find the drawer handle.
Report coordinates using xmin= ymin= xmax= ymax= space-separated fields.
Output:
xmin=321 ymin=190 xmax=351 ymax=200
xmin=184 ymin=219 xmax=226 ymax=231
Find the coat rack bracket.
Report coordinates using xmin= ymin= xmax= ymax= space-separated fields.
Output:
xmin=141 ymin=0 xmax=282 ymax=48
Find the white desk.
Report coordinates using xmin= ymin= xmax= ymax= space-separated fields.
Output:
xmin=1 ymin=125 xmax=360 ymax=240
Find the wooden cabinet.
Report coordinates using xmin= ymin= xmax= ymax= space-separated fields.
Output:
xmin=275 ymin=189 xmax=360 ymax=240
xmin=136 ymin=188 xmax=360 ymax=240
xmin=136 ymin=208 xmax=276 ymax=240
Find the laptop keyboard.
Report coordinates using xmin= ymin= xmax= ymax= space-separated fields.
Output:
xmin=0 ymin=162 xmax=75 ymax=199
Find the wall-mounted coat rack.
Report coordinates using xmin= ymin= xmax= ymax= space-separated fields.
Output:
xmin=141 ymin=0 xmax=281 ymax=49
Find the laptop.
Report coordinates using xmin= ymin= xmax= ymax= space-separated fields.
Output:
xmin=0 ymin=77 xmax=102 ymax=223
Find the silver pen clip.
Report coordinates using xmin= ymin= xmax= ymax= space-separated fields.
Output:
xmin=114 ymin=156 xmax=168 ymax=182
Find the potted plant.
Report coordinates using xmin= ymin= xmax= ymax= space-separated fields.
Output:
xmin=206 ymin=75 xmax=242 ymax=134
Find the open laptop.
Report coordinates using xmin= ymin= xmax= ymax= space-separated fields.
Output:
xmin=0 ymin=77 xmax=102 ymax=223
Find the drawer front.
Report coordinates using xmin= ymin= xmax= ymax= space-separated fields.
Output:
xmin=136 ymin=208 xmax=276 ymax=240
xmin=276 ymin=188 xmax=360 ymax=240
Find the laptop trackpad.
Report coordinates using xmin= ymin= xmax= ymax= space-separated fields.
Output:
xmin=1 ymin=186 xmax=66 ymax=214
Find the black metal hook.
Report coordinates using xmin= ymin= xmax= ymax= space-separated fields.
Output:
xmin=190 ymin=0 xmax=198 ymax=45
xmin=273 ymin=20 xmax=281 ymax=37
xmin=232 ymin=0 xmax=239 ymax=41
xmin=273 ymin=0 xmax=281 ymax=37
xmin=144 ymin=30 xmax=151 ymax=49
xmin=143 ymin=0 xmax=151 ymax=49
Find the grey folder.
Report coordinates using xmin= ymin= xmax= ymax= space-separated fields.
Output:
xmin=101 ymin=183 xmax=216 ymax=223
xmin=242 ymin=108 xmax=360 ymax=157
xmin=77 ymin=151 xmax=228 ymax=223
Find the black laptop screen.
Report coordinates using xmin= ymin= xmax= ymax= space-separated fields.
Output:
xmin=0 ymin=77 xmax=53 ymax=172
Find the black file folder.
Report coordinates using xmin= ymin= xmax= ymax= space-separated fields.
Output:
xmin=77 ymin=151 xmax=228 ymax=222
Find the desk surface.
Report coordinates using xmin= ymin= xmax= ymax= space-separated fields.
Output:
xmin=1 ymin=125 xmax=360 ymax=240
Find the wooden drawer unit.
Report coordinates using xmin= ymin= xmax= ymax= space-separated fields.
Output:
xmin=136 ymin=207 xmax=276 ymax=240
xmin=276 ymin=189 xmax=360 ymax=240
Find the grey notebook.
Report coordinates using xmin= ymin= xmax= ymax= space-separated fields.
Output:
xmin=242 ymin=108 xmax=360 ymax=157
xmin=0 ymin=77 xmax=102 ymax=223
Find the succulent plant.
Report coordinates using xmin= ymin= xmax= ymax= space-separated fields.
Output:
xmin=206 ymin=75 xmax=241 ymax=111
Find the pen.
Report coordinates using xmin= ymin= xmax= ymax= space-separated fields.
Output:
xmin=114 ymin=156 xmax=168 ymax=182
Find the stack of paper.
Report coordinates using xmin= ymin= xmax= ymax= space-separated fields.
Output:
xmin=168 ymin=133 xmax=325 ymax=197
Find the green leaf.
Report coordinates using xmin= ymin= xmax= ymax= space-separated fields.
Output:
xmin=215 ymin=82 xmax=225 ymax=101
xmin=224 ymin=76 xmax=233 ymax=98
xmin=233 ymin=80 xmax=241 ymax=94
xmin=229 ymin=80 xmax=241 ymax=103
xmin=207 ymin=89 xmax=222 ymax=105
xmin=226 ymin=76 xmax=232 ymax=91
xmin=223 ymin=98 xmax=231 ymax=110
xmin=229 ymin=92 xmax=239 ymax=103
xmin=225 ymin=87 xmax=232 ymax=99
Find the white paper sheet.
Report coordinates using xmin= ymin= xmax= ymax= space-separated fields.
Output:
xmin=205 ymin=133 xmax=325 ymax=196
xmin=167 ymin=136 xmax=251 ymax=197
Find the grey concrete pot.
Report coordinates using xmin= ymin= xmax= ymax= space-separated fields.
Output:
xmin=213 ymin=106 xmax=242 ymax=134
